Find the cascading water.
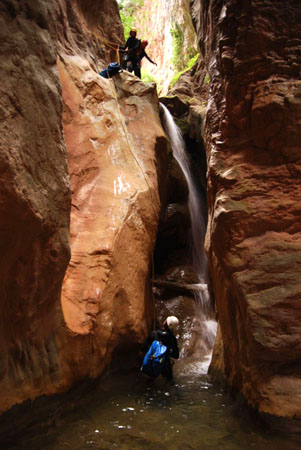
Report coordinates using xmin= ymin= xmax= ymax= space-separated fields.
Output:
xmin=160 ymin=103 xmax=217 ymax=360
xmin=4 ymin=112 xmax=298 ymax=450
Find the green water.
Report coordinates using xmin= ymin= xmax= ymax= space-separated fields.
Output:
xmin=2 ymin=293 xmax=300 ymax=450
xmin=2 ymin=298 xmax=300 ymax=449
xmin=6 ymin=360 xmax=300 ymax=450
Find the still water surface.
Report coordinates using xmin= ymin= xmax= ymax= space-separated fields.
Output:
xmin=10 ymin=361 xmax=300 ymax=450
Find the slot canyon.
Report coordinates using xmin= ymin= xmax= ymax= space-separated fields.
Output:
xmin=0 ymin=0 xmax=300 ymax=448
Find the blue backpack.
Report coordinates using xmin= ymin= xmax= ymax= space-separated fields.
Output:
xmin=99 ymin=62 xmax=122 ymax=79
xmin=141 ymin=340 xmax=167 ymax=378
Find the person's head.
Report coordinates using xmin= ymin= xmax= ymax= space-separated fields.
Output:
xmin=141 ymin=40 xmax=148 ymax=49
xmin=165 ymin=316 xmax=179 ymax=333
xmin=130 ymin=27 xmax=137 ymax=37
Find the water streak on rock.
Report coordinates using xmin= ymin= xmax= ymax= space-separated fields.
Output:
xmin=160 ymin=103 xmax=216 ymax=353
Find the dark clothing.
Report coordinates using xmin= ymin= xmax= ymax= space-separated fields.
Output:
xmin=132 ymin=49 xmax=156 ymax=79
xmin=130 ymin=61 xmax=141 ymax=79
xmin=142 ymin=324 xmax=179 ymax=380
xmin=125 ymin=36 xmax=141 ymax=52
xmin=125 ymin=49 xmax=156 ymax=79
xmin=136 ymin=49 xmax=156 ymax=65
xmin=121 ymin=37 xmax=141 ymax=70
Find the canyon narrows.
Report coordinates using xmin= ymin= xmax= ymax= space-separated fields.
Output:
xmin=0 ymin=0 xmax=300 ymax=445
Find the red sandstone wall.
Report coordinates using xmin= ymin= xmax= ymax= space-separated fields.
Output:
xmin=192 ymin=0 xmax=301 ymax=417
xmin=0 ymin=0 xmax=72 ymax=414
xmin=0 ymin=0 xmax=168 ymax=414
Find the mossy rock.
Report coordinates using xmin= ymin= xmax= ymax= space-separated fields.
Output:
xmin=159 ymin=95 xmax=189 ymax=117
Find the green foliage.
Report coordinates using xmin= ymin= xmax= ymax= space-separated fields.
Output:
xmin=170 ymin=22 xmax=184 ymax=72
xmin=169 ymin=53 xmax=200 ymax=89
xmin=187 ymin=46 xmax=197 ymax=60
xmin=141 ymin=68 xmax=156 ymax=83
xmin=118 ymin=0 xmax=144 ymax=40
xmin=205 ymin=74 xmax=210 ymax=84
xmin=170 ymin=23 xmax=199 ymax=76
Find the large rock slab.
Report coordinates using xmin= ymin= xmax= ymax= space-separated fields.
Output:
xmin=59 ymin=57 xmax=168 ymax=377
xmin=0 ymin=0 xmax=168 ymax=415
xmin=192 ymin=0 xmax=301 ymax=417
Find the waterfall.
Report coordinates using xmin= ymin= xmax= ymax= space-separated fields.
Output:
xmin=160 ymin=103 xmax=216 ymax=357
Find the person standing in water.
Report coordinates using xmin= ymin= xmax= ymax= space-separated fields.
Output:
xmin=142 ymin=316 xmax=180 ymax=381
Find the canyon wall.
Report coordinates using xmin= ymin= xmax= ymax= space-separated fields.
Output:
xmin=191 ymin=0 xmax=301 ymax=417
xmin=134 ymin=0 xmax=199 ymax=94
xmin=1 ymin=0 xmax=300 ymax=423
xmin=0 ymin=0 xmax=168 ymax=415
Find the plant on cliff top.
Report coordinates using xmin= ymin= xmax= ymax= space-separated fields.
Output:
xmin=170 ymin=53 xmax=200 ymax=89
xmin=118 ymin=0 xmax=144 ymax=40
xmin=141 ymin=68 xmax=156 ymax=83
xmin=170 ymin=22 xmax=185 ymax=72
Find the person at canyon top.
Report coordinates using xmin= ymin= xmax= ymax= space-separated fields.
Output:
xmin=142 ymin=316 xmax=180 ymax=381
xmin=120 ymin=27 xmax=141 ymax=69
xmin=133 ymin=40 xmax=157 ymax=78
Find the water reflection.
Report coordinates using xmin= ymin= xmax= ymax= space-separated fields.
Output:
xmin=6 ymin=369 xmax=300 ymax=450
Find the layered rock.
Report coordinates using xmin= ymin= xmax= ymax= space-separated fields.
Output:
xmin=192 ymin=0 xmax=301 ymax=417
xmin=0 ymin=0 xmax=72 ymax=415
xmin=0 ymin=0 xmax=168 ymax=415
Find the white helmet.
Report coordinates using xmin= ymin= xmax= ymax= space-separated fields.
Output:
xmin=166 ymin=316 xmax=179 ymax=332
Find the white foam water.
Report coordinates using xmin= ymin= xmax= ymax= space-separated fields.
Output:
xmin=160 ymin=103 xmax=217 ymax=363
xmin=160 ymin=104 xmax=208 ymax=283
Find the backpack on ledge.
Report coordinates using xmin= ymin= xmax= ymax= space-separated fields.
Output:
xmin=99 ymin=62 xmax=122 ymax=79
xmin=141 ymin=340 xmax=167 ymax=379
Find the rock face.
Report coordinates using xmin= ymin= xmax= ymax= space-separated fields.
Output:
xmin=0 ymin=0 xmax=71 ymax=415
xmin=59 ymin=60 xmax=167 ymax=373
xmin=134 ymin=0 xmax=199 ymax=94
xmin=192 ymin=0 xmax=301 ymax=417
xmin=0 ymin=0 xmax=168 ymax=415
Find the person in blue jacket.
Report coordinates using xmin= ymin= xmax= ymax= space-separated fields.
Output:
xmin=142 ymin=316 xmax=179 ymax=381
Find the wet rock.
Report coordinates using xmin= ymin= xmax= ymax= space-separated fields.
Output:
xmin=168 ymin=156 xmax=189 ymax=204
xmin=153 ymin=279 xmax=199 ymax=299
xmin=159 ymin=96 xmax=189 ymax=118
xmin=163 ymin=265 xmax=200 ymax=285
xmin=154 ymin=146 xmax=191 ymax=277
xmin=160 ymin=203 xmax=190 ymax=246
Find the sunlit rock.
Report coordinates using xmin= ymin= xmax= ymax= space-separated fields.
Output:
xmin=0 ymin=0 xmax=168 ymax=415
xmin=134 ymin=0 xmax=199 ymax=94
xmin=59 ymin=56 xmax=168 ymax=370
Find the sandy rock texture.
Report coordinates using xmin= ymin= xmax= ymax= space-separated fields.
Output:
xmin=0 ymin=0 xmax=168 ymax=415
xmin=59 ymin=59 xmax=168 ymax=375
xmin=192 ymin=0 xmax=301 ymax=417
xmin=0 ymin=0 xmax=72 ymax=415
